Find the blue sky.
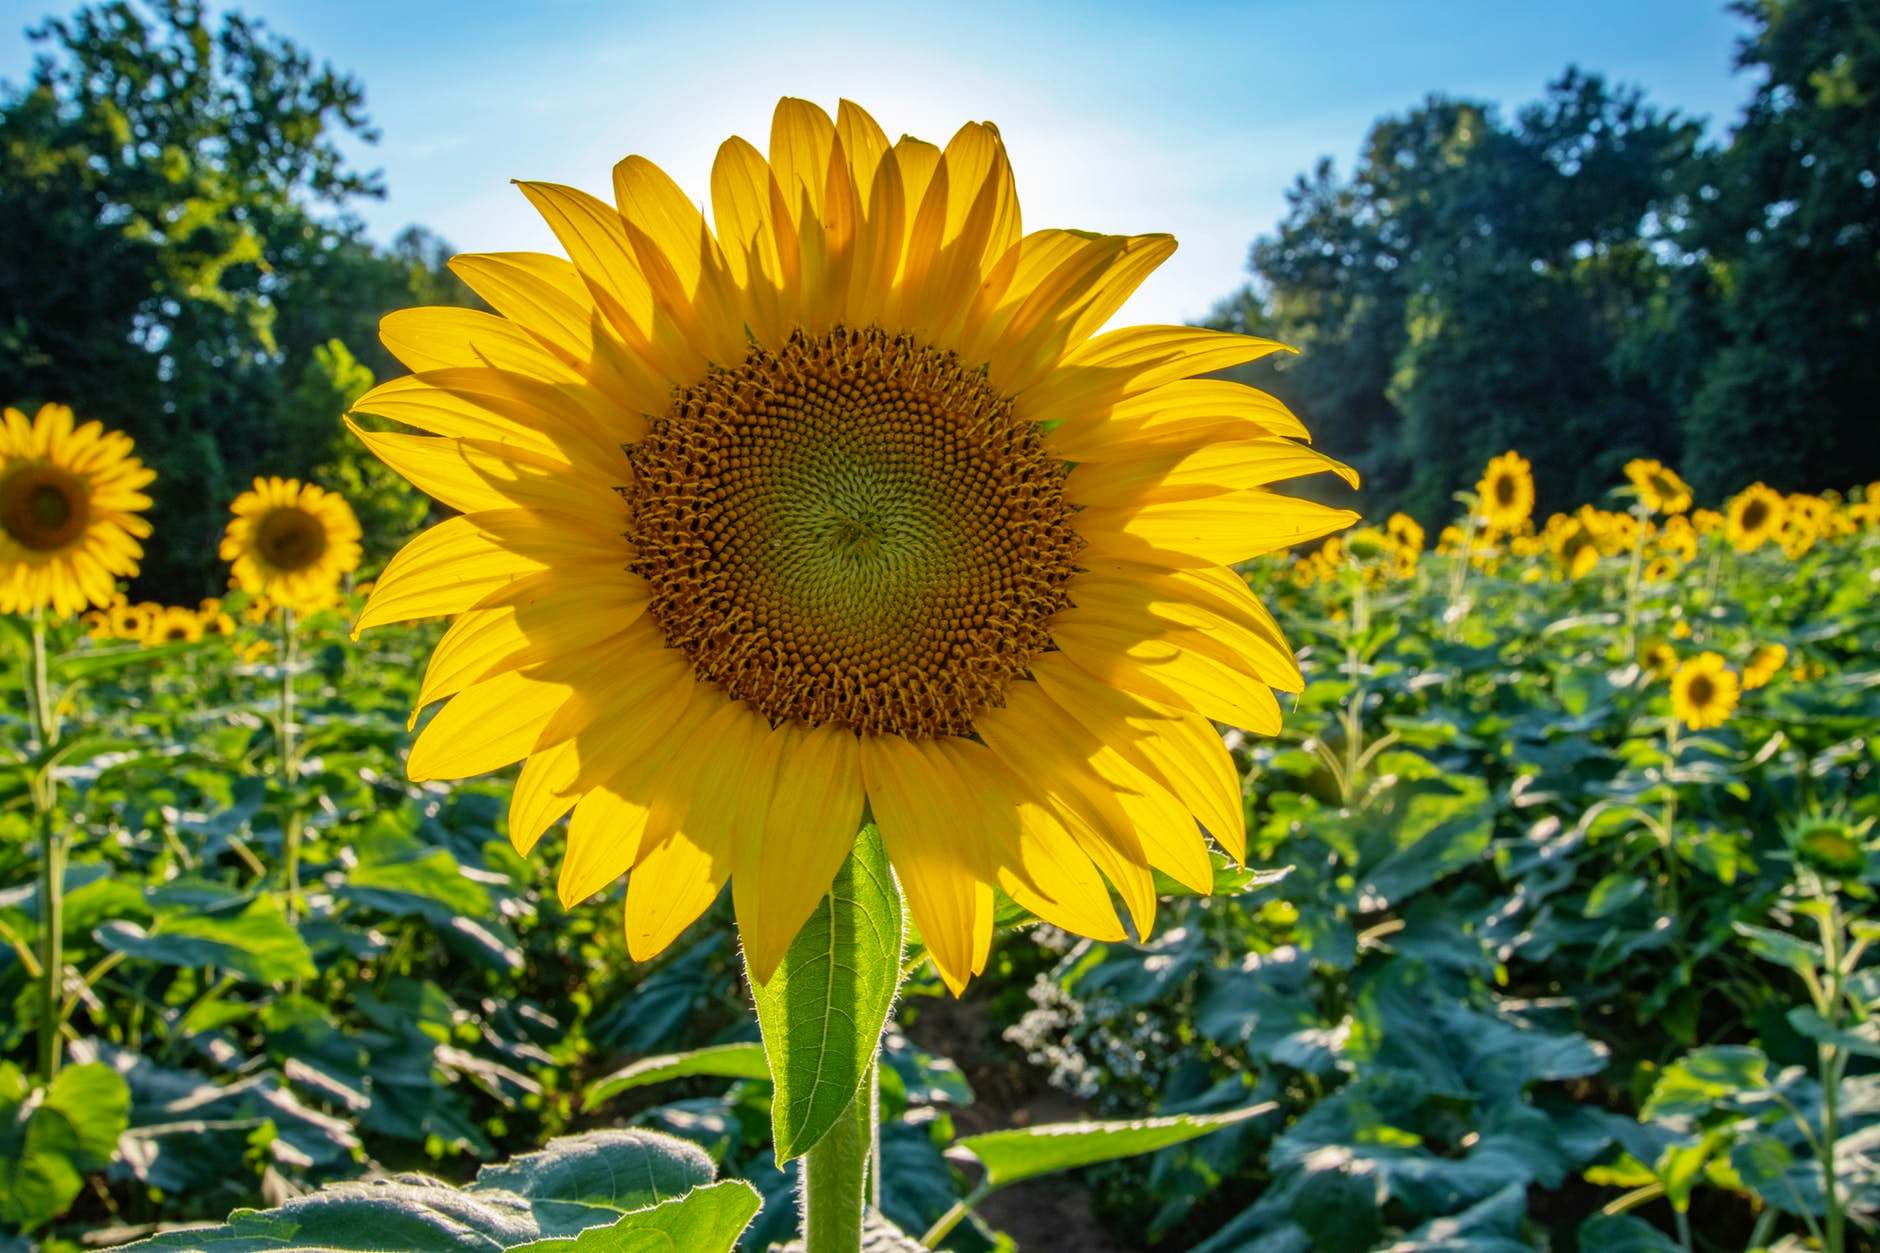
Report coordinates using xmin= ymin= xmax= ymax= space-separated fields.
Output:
xmin=2 ymin=0 xmax=1756 ymax=325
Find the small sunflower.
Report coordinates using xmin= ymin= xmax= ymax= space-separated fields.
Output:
xmin=1624 ymin=459 xmax=1692 ymax=515
xmin=1548 ymin=516 xmax=1600 ymax=579
xmin=350 ymin=98 xmax=1358 ymax=992
xmin=1642 ymin=555 xmax=1677 ymax=583
xmin=1658 ymin=515 xmax=1697 ymax=564
xmin=1670 ymin=651 xmax=1739 ymax=731
xmin=0 ymin=403 xmax=155 ymax=618
xmin=1640 ymin=640 xmax=1678 ymax=682
xmin=220 ymin=478 xmax=362 ymax=613
xmin=1725 ymin=483 xmax=1785 ymax=553
xmin=147 ymin=604 xmax=204 ymax=644
xmin=1477 ymin=451 xmax=1534 ymax=533
xmin=1385 ymin=512 xmax=1424 ymax=555
xmin=1743 ymin=642 xmax=1787 ymax=690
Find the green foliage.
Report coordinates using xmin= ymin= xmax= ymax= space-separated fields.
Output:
xmin=1220 ymin=2 xmax=1880 ymax=523
xmin=0 ymin=1061 xmax=129 ymax=1231
xmin=750 ymin=825 xmax=904 ymax=1162
xmin=116 ymin=1129 xmax=757 ymax=1252
xmin=955 ymin=1104 xmax=1273 ymax=1191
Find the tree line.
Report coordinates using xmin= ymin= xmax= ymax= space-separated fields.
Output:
xmin=1209 ymin=0 xmax=1879 ymax=523
xmin=3 ymin=0 xmax=1875 ymax=594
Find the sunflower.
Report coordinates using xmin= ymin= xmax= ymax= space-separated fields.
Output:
xmin=1624 ymin=459 xmax=1692 ymax=514
xmin=1547 ymin=516 xmax=1600 ymax=579
xmin=220 ymin=478 xmax=362 ymax=612
xmin=1743 ymin=642 xmax=1787 ymax=690
xmin=1639 ymin=640 xmax=1678 ymax=682
xmin=1642 ymin=555 xmax=1677 ymax=583
xmin=349 ymin=98 xmax=1358 ymax=992
xmin=1474 ymin=451 xmax=1534 ymax=534
xmin=1385 ymin=512 xmax=1424 ymax=555
xmin=1670 ymin=652 xmax=1739 ymax=731
xmin=146 ymin=604 xmax=204 ymax=644
xmin=1725 ymin=483 xmax=1785 ymax=553
xmin=0 ymin=403 xmax=154 ymax=618
xmin=1658 ymin=515 xmax=1697 ymax=564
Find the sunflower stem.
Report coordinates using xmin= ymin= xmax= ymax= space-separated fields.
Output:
xmin=29 ymin=607 xmax=64 ymax=1083
xmin=803 ymin=1055 xmax=875 ymax=1253
xmin=277 ymin=607 xmax=302 ymax=922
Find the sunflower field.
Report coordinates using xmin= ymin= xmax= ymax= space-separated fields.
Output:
xmin=4 ymin=3 xmax=1880 ymax=1243
xmin=4 ymin=370 xmax=1878 ymax=1253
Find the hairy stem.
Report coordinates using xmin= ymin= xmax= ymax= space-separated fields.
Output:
xmin=803 ymin=1058 xmax=875 ymax=1253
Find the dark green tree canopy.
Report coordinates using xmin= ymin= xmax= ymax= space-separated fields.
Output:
xmin=0 ymin=0 xmax=463 ymax=595
xmin=1216 ymin=1 xmax=1879 ymax=523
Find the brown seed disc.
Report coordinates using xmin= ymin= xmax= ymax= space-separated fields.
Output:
xmin=628 ymin=325 xmax=1083 ymax=738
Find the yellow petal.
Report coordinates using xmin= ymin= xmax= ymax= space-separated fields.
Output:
xmin=861 ymin=734 xmax=981 ymax=995
xmin=626 ymin=698 xmax=770 ymax=959
xmin=735 ymin=722 xmax=865 ymax=984
xmin=1030 ymin=653 xmax=1246 ymax=863
xmin=1067 ymin=438 xmax=1359 ymax=510
xmin=1079 ymin=490 xmax=1361 ymax=568
xmin=1021 ymin=326 xmax=1291 ymax=427
xmin=1048 ymin=378 xmax=1310 ymax=460
xmin=379 ymin=306 xmax=578 ymax=381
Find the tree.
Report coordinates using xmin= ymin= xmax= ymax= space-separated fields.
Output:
xmin=1672 ymin=0 xmax=1880 ymax=498
xmin=1225 ymin=72 xmax=1701 ymax=521
xmin=0 ymin=1 xmax=469 ymax=595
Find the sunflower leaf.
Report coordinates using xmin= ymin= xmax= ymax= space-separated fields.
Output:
xmin=952 ymin=1103 xmax=1277 ymax=1191
xmin=750 ymin=823 xmax=903 ymax=1162
xmin=582 ymin=1042 xmax=769 ymax=1111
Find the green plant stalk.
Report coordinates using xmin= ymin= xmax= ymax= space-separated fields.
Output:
xmin=1819 ymin=897 xmax=1847 ymax=1253
xmin=802 ymin=1057 xmax=876 ymax=1253
xmin=1443 ymin=511 xmax=1480 ymax=640
xmin=278 ymin=607 xmax=302 ymax=920
xmin=921 ymin=1181 xmax=991 ymax=1247
xmin=1621 ymin=503 xmax=1648 ymax=656
xmin=29 ymin=607 xmax=64 ymax=1082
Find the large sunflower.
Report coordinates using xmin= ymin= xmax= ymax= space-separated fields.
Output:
xmin=0 ymin=403 xmax=154 ymax=618
xmin=220 ymin=478 xmax=362 ymax=612
xmin=1477 ymin=451 xmax=1534 ymax=533
xmin=1725 ymin=483 xmax=1784 ymax=553
xmin=351 ymin=99 xmax=1358 ymax=992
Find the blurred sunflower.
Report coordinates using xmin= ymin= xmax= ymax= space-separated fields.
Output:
xmin=147 ymin=604 xmax=204 ymax=644
xmin=1547 ymin=516 xmax=1600 ymax=579
xmin=1641 ymin=555 xmax=1677 ymax=583
xmin=350 ymin=98 xmax=1358 ymax=991
xmin=1477 ymin=451 xmax=1534 ymax=532
xmin=1743 ymin=642 xmax=1787 ymax=690
xmin=221 ymin=478 xmax=362 ymax=613
xmin=1725 ymin=483 xmax=1784 ymax=552
xmin=1624 ymin=458 xmax=1692 ymax=514
xmin=1670 ymin=652 xmax=1739 ymax=730
xmin=1639 ymin=640 xmax=1678 ymax=682
xmin=0 ymin=403 xmax=154 ymax=618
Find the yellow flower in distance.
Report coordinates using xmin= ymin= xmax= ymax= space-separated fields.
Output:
xmin=1640 ymin=640 xmax=1678 ymax=683
xmin=349 ymin=98 xmax=1359 ymax=993
xmin=1743 ymin=642 xmax=1787 ymax=691
xmin=1671 ymin=651 xmax=1739 ymax=731
xmin=1725 ymin=483 xmax=1785 ymax=552
xmin=221 ymin=478 xmax=362 ymax=612
xmin=146 ymin=604 xmax=204 ymax=644
xmin=0 ymin=403 xmax=154 ymax=617
xmin=1477 ymin=451 xmax=1534 ymax=533
xmin=1625 ymin=459 xmax=1693 ymax=514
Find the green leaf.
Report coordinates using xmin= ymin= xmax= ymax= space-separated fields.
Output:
xmin=954 ymin=1103 xmax=1275 ymax=1191
xmin=0 ymin=1061 xmax=131 ymax=1231
xmin=1787 ymin=1007 xmax=1880 ymax=1058
xmin=52 ymin=639 xmax=205 ymax=680
xmin=1576 ymin=1212 xmax=1682 ymax=1252
xmin=750 ymin=824 xmax=903 ymax=1162
xmin=1642 ymin=1046 xmax=1769 ymax=1119
xmin=583 ymin=1042 xmax=770 ymax=1111
xmin=95 ymin=894 xmax=315 ymax=984
xmin=1733 ymin=922 xmax=1823 ymax=976
xmin=471 ymin=1128 xmax=718 ymax=1226
xmin=118 ymin=1130 xmax=721 ymax=1250
xmin=506 ymin=1180 xmax=760 ymax=1253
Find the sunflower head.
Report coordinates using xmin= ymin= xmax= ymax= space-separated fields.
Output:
xmin=347 ymin=98 xmax=1358 ymax=992
xmin=1743 ymin=642 xmax=1788 ymax=690
xmin=1477 ymin=451 xmax=1534 ymax=533
xmin=147 ymin=604 xmax=204 ymax=644
xmin=1670 ymin=651 xmax=1740 ymax=731
xmin=1624 ymin=459 xmax=1693 ymax=515
xmin=0 ymin=403 xmax=154 ymax=618
xmin=220 ymin=478 xmax=362 ymax=613
xmin=1639 ymin=640 xmax=1678 ymax=682
xmin=1725 ymin=483 xmax=1785 ymax=552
